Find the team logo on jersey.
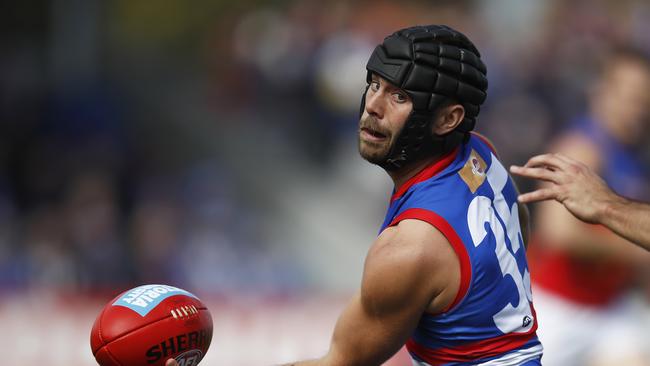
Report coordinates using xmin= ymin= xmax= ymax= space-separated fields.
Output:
xmin=471 ymin=157 xmax=485 ymax=176
xmin=459 ymin=149 xmax=487 ymax=193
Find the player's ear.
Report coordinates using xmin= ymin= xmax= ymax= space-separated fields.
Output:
xmin=433 ymin=104 xmax=465 ymax=135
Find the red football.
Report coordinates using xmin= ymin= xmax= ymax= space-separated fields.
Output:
xmin=90 ymin=284 xmax=213 ymax=366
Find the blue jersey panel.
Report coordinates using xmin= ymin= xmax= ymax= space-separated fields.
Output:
xmin=381 ymin=135 xmax=542 ymax=365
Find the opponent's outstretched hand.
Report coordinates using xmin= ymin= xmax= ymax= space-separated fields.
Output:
xmin=510 ymin=153 xmax=650 ymax=252
xmin=509 ymin=153 xmax=617 ymax=224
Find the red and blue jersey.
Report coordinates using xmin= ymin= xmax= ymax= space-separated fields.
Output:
xmin=380 ymin=134 xmax=543 ymax=365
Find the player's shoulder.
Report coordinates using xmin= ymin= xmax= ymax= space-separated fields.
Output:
xmin=372 ymin=219 xmax=450 ymax=260
xmin=467 ymin=132 xmax=503 ymax=172
xmin=363 ymin=219 xmax=457 ymax=312
xmin=470 ymin=131 xmax=499 ymax=156
xmin=368 ymin=219 xmax=456 ymax=284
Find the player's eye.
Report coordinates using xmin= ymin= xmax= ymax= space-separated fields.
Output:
xmin=393 ymin=92 xmax=408 ymax=103
xmin=370 ymin=80 xmax=380 ymax=92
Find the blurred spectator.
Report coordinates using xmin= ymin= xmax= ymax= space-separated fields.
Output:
xmin=528 ymin=48 xmax=650 ymax=365
xmin=63 ymin=169 xmax=128 ymax=289
xmin=129 ymin=186 xmax=182 ymax=284
xmin=23 ymin=205 xmax=76 ymax=289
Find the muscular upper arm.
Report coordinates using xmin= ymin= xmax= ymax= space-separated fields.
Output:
xmin=322 ymin=219 xmax=459 ymax=366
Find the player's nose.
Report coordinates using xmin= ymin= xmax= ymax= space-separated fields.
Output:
xmin=365 ymin=90 xmax=384 ymax=119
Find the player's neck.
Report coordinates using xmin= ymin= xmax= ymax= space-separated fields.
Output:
xmin=388 ymin=155 xmax=438 ymax=191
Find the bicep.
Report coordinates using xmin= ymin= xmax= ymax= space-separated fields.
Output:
xmin=324 ymin=221 xmax=457 ymax=366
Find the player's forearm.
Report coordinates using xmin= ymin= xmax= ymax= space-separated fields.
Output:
xmin=538 ymin=202 xmax=646 ymax=261
xmin=562 ymin=220 xmax=647 ymax=261
xmin=600 ymin=195 xmax=650 ymax=251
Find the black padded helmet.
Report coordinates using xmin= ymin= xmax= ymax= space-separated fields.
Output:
xmin=361 ymin=25 xmax=488 ymax=170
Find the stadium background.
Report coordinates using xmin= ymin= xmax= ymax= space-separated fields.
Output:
xmin=1 ymin=0 xmax=649 ymax=364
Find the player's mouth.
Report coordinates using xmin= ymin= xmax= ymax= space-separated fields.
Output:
xmin=360 ymin=127 xmax=388 ymax=142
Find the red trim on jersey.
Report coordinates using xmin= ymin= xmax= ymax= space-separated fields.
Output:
xmin=470 ymin=132 xmax=498 ymax=156
xmin=391 ymin=147 xmax=460 ymax=203
xmin=389 ymin=208 xmax=471 ymax=314
xmin=406 ymin=324 xmax=538 ymax=365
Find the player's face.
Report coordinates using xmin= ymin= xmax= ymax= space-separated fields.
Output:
xmin=359 ymin=74 xmax=413 ymax=165
xmin=596 ymin=57 xmax=650 ymax=145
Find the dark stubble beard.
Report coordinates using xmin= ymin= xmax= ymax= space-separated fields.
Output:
xmin=358 ymin=115 xmax=395 ymax=165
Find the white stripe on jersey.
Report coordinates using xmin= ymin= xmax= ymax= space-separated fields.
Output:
xmin=411 ymin=344 xmax=543 ymax=366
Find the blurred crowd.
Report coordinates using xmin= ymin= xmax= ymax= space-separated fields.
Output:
xmin=1 ymin=0 xmax=650 ymax=296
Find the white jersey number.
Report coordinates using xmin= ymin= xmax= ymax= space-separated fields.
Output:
xmin=467 ymin=154 xmax=534 ymax=334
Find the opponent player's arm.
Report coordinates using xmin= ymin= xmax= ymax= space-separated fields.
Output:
xmin=510 ymin=153 xmax=650 ymax=251
xmin=283 ymin=219 xmax=459 ymax=366
xmin=513 ymin=136 xmax=649 ymax=262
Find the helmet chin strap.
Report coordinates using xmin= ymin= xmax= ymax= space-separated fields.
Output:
xmin=380 ymin=111 xmax=436 ymax=171
xmin=359 ymin=86 xmax=467 ymax=172
xmin=379 ymin=110 xmax=463 ymax=171
xmin=359 ymin=87 xmax=436 ymax=171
